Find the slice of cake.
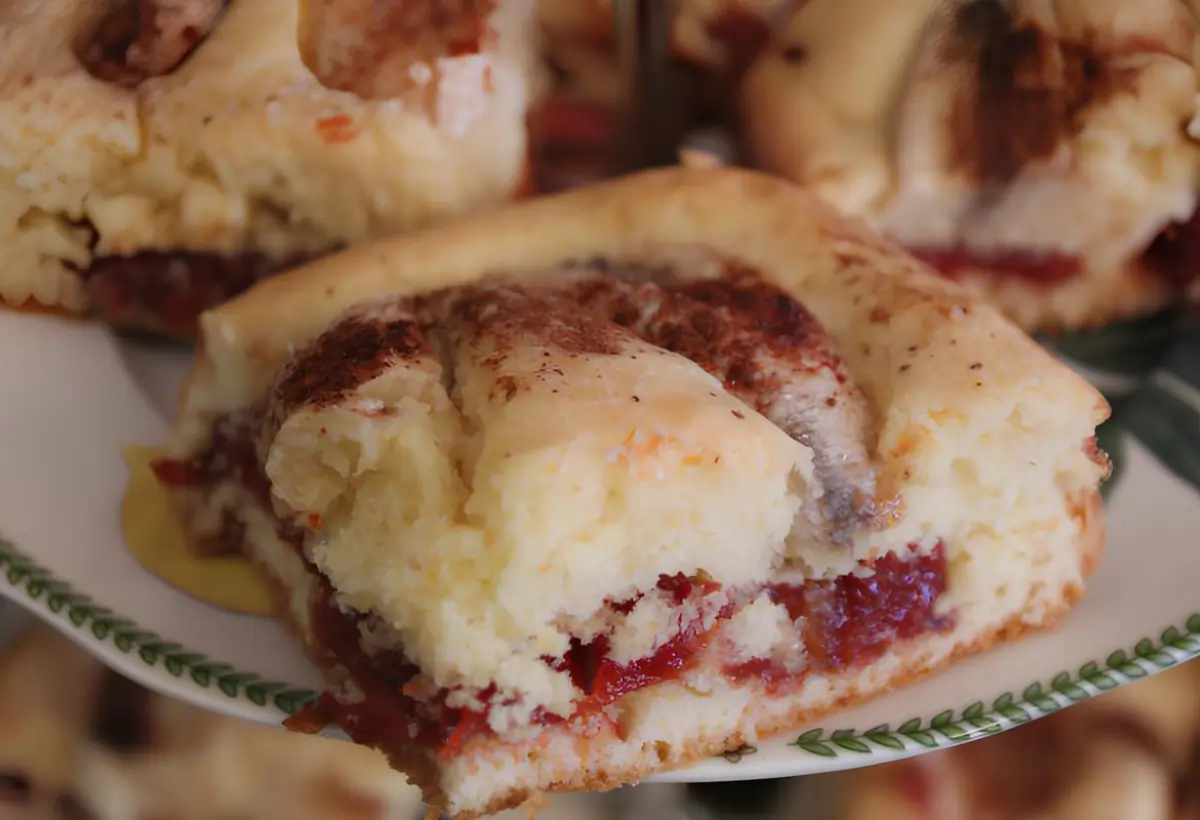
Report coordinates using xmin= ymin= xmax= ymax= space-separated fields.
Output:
xmin=155 ymin=167 xmax=1110 ymax=818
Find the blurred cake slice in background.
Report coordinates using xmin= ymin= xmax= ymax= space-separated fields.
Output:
xmin=0 ymin=0 xmax=540 ymax=339
xmin=741 ymin=0 xmax=1200 ymax=331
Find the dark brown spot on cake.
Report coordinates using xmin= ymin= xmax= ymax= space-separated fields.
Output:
xmin=77 ymin=0 xmax=228 ymax=87
xmin=569 ymin=271 xmax=840 ymax=414
xmin=494 ymin=374 xmax=521 ymax=402
xmin=945 ymin=0 xmax=1143 ymax=186
xmin=274 ymin=305 xmax=432 ymax=412
xmin=300 ymin=0 xmax=498 ymax=102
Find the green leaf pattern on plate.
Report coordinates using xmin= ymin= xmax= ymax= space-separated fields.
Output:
xmin=0 ymin=538 xmax=319 ymax=715
xmin=780 ymin=615 xmax=1200 ymax=760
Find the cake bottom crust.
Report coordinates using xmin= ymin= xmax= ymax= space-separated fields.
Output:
xmin=250 ymin=491 xmax=1105 ymax=820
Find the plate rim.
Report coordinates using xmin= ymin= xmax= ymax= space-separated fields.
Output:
xmin=2 ymin=533 xmax=1196 ymax=768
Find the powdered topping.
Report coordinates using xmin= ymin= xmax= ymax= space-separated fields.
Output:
xmin=559 ymin=262 xmax=882 ymax=542
xmin=272 ymin=300 xmax=431 ymax=416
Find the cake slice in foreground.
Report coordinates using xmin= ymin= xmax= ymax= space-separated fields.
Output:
xmin=154 ymin=167 xmax=1110 ymax=818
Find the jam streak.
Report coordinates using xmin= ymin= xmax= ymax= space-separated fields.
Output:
xmin=906 ymin=205 xmax=1200 ymax=289
xmin=286 ymin=543 xmax=950 ymax=757
xmin=906 ymin=246 xmax=1083 ymax=285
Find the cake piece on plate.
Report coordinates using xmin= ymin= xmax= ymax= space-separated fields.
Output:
xmin=741 ymin=0 xmax=1200 ymax=331
xmin=0 ymin=0 xmax=539 ymax=337
xmin=155 ymin=167 xmax=1110 ymax=818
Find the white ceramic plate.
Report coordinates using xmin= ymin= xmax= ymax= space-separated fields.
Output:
xmin=1 ymin=306 xmax=1198 ymax=784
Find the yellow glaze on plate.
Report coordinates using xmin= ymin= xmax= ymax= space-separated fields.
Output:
xmin=121 ymin=446 xmax=272 ymax=617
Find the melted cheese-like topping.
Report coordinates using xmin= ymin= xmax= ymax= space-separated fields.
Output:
xmin=122 ymin=446 xmax=273 ymax=617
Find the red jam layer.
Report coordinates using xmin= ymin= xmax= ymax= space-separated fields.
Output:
xmin=905 ymin=246 xmax=1083 ymax=285
xmin=152 ymin=413 xmax=307 ymax=553
xmin=290 ymin=572 xmax=730 ymax=758
xmin=906 ymin=204 xmax=1200 ymax=290
xmin=725 ymin=545 xmax=949 ymax=688
xmin=84 ymin=249 xmax=316 ymax=339
xmin=289 ymin=547 xmax=950 ymax=757
xmin=153 ymin=414 xmax=267 ymax=504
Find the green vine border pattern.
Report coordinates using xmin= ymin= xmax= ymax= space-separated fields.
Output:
xmin=786 ymin=613 xmax=1200 ymax=759
xmin=1 ymin=536 xmax=1197 ymax=763
xmin=0 ymin=537 xmax=319 ymax=715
